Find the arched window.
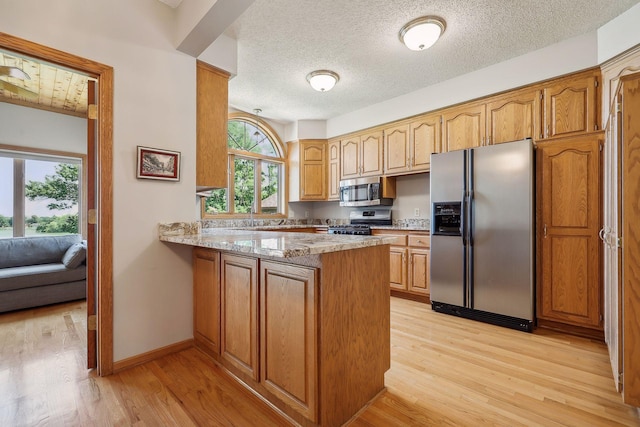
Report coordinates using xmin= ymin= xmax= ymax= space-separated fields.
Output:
xmin=202 ymin=113 xmax=286 ymax=217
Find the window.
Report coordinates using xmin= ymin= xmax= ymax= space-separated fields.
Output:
xmin=0 ymin=148 xmax=84 ymax=238
xmin=203 ymin=114 xmax=286 ymax=217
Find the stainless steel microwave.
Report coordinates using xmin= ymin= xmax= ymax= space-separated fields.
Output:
xmin=339 ymin=176 xmax=394 ymax=207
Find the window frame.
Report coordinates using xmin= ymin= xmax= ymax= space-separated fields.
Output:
xmin=201 ymin=112 xmax=288 ymax=219
xmin=0 ymin=144 xmax=87 ymax=238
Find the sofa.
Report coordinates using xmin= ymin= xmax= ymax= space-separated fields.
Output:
xmin=0 ymin=234 xmax=87 ymax=313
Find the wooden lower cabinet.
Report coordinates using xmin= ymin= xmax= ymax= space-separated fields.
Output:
xmin=193 ymin=248 xmax=221 ymax=355
xmin=260 ymin=261 xmax=318 ymax=422
xmin=220 ymin=253 xmax=259 ymax=380
xmin=373 ymin=230 xmax=430 ymax=302
xmin=192 ymin=246 xmax=390 ymax=426
xmin=536 ymin=134 xmax=603 ymax=334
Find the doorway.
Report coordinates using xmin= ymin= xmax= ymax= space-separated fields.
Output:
xmin=0 ymin=32 xmax=114 ymax=375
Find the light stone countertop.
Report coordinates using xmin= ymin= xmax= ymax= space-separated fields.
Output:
xmin=159 ymin=227 xmax=398 ymax=258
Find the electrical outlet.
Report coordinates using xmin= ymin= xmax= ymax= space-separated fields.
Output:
xmin=305 ymin=210 xmax=309 ymax=218
xmin=414 ymin=208 xmax=420 ymax=217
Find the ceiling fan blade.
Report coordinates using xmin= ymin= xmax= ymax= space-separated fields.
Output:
xmin=0 ymin=80 xmax=38 ymax=99
xmin=0 ymin=65 xmax=31 ymax=80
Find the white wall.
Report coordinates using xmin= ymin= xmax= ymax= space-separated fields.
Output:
xmin=0 ymin=103 xmax=86 ymax=154
xmin=392 ymin=174 xmax=430 ymax=221
xmin=0 ymin=0 xmax=202 ymax=362
xmin=598 ymin=3 xmax=640 ymax=64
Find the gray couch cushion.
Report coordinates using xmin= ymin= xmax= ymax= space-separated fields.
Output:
xmin=62 ymin=242 xmax=86 ymax=268
xmin=0 ymin=235 xmax=82 ymax=268
xmin=0 ymin=263 xmax=86 ymax=292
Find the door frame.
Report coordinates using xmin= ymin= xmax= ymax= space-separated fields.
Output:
xmin=0 ymin=31 xmax=114 ymax=376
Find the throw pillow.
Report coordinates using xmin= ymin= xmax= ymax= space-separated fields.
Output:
xmin=62 ymin=242 xmax=86 ymax=269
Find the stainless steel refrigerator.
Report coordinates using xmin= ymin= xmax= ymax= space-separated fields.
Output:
xmin=429 ymin=138 xmax=534 ymax=332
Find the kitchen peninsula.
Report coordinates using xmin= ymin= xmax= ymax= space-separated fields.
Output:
xmin=159 ymin=223 xmax=394 ymax=427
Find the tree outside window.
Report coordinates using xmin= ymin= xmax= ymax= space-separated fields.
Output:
xmin=203 ymin=115 xmax=285 ymax=216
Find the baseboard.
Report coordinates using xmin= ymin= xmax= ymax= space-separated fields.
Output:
xmin=536 ymin=319 xmax=605 ymax=341
xmin=390 ymin=290 xmax=430 ymax=304
xmin=112 ymin=338 xmax=194 ymax=373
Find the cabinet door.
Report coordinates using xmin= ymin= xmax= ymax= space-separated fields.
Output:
xmin=410 ymin=113 xmax=441 ymax=172
xmin=340 ymin=137 xmax=360 ymax=180
xmin=196 ymin=61 xmax=229 ymax=189
xmin=193 ymin=248 xmax=220 ymax=355
xmin=300 ymin=141 xmax=326 ymax=200
xmin=538 ymin=136 xmax=602 ymax=329
xmin=221 ymin=254 xmax=259 ymax=380
xmin=543 ymin=70 xmax=599 ymax=139
xmin=327 ymin=140 xmax=340 ymax=200
xmin=486 ymin=88 xmax=542 ymax=144
xmin=389 ymin=246 xmax=407 ymax=290
xmin=260 ymin=261 xmax=318 ymax=422
xmin=408 ymin=248 xmax=430 ymax=295
xmin=360 ymin=131 xmax=384 ymax=177
xmin=442 ymin=103 xmax=486 ymax=152
xmin=384 ymin=124 xmax=410 ymax=175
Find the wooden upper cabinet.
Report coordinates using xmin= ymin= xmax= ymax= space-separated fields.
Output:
xmin=340 ymin=136 xmax=360 ymax=180
xmin=289 ymin=139 xmax=327 ymax=201
xmin=486 ymin=87 xmax=542 ymax=144
xmin=384 ymin=114 xmax=440 ymax=175
xmin=196 ymin=61 xmax=230 ymax=190
xmin=537 ymin=134 xmax=602 ymax=329
xmin=543 ymin=69 xmax=600 ymax=139
xmin=410 ymin=113 xmax=441 ymax=171
xmin=442 ymin=103 xmax=486 ymax=152
xmin=340 ymin=130 xmax=383 ymax=179
xmin=327 ymin=139 xmax=340 ymax=200
xmin=360 ymin=131 xmax=384 ymax=177
xmin=384 ymin=124 xmax=411 ymax=175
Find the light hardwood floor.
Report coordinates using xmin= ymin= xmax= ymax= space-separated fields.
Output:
xmin=1 ymin=299 xmax=639 ymax=426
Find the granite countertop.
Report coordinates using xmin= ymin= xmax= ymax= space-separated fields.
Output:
xmin=159 ymin=227 xmax=397 ymax=258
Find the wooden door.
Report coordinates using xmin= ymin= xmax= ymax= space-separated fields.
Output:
xmin=221 ymin=254 xmax=259 ymax=380
xmin=300 ymin=140 xmax=326 ymax=200
xmin=327 ymin=140 xmax=340 ymax=200
xmin=408 ymin=248 xmax=430 ymax=295
xmin=260 ymin=261 xmax=318 ymax=422
xmin=193 ymin=248 xmax=220 ymax=356
xmin=340 ymin=137 xmax=360 ymax=179
xmin=384 ymin=124 xmax=410 ymax=175
xmin=410 ymin=113 xmax=440 ymax=171
xmin=543 ymin=70 xmax=599 ymax=139
xmin=360 ymin=131 xmax=383 ymax=177
xmin=621 ymin=73 xmax=640 ymax=406
xmin=389 ymin=247 xmax=407 ymax=290
xmin=86 ymin=79 xmax=97 ymax=369
xmin=538 ymin=135 xmax=602 ymax=329
xmin=442 ymin=103 xmax=486 ymax=152
xmin=486 ymin=88 xmax=542 ymax=143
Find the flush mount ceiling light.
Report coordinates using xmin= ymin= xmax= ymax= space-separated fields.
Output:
xmin=399 ymin=16 xmax=446 ymax=51
xmin=306 ymin=70 xmax=340 ymax=92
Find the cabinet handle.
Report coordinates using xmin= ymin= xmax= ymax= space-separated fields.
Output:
xmin=544 ymin=224 xmax=547 ymax=238
xmin=546 ymin=124 xmax=550 ymax=138
xmin=599 ymin=228 xmax=606 ymax=242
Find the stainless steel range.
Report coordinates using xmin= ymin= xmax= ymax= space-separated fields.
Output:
xmin=328 ymin=209 xmax=392 ymax=235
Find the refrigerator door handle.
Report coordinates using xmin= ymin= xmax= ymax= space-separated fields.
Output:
xmin=461 ymin=191 xmax=467 ymax=246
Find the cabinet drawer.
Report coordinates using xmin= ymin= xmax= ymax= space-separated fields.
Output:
xmin=383 ymin=234 xmax=408 ymax=246
xmin=408 ymin=235 xmax=430 ymax=248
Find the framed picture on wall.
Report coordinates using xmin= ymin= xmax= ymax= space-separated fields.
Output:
xmin=136 ymin=146 xmax=181 ymax=181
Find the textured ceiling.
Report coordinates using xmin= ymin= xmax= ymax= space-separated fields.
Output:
xmin=225 ymin=0 xmax=640 ymax=124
